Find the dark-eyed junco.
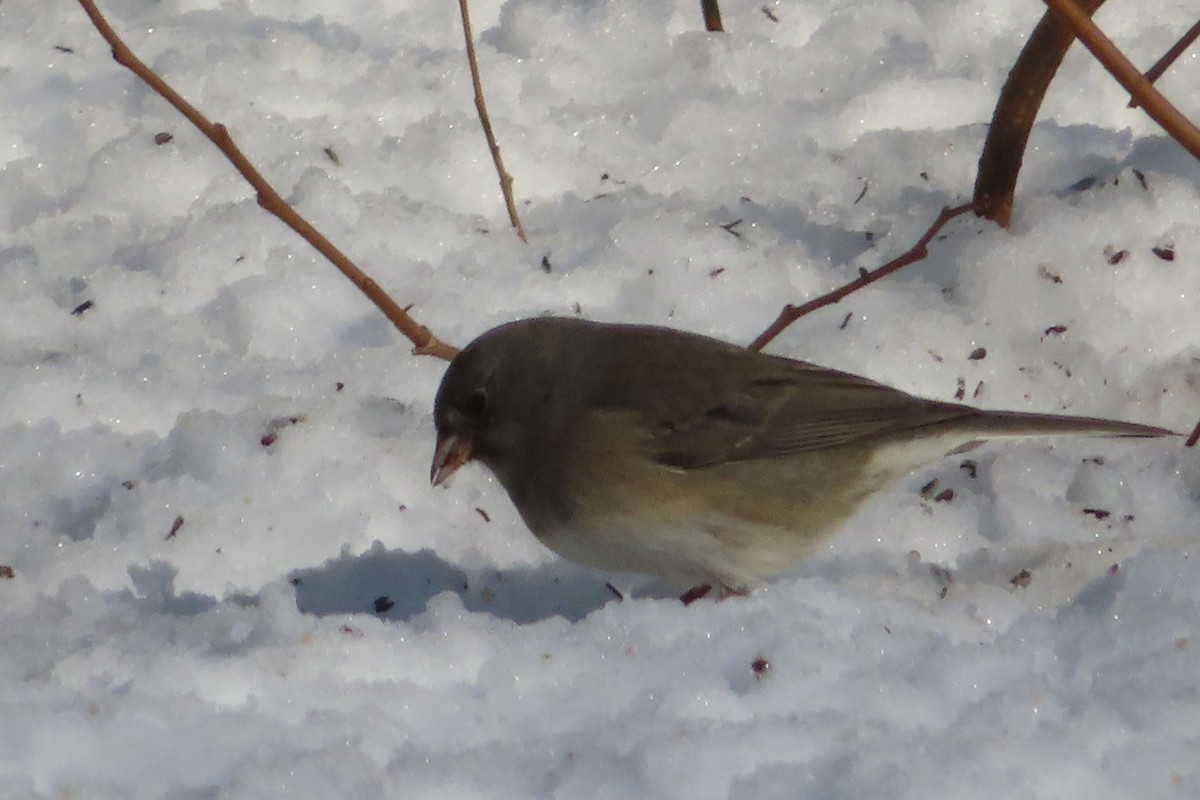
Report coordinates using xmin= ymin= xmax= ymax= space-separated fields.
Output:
xmin=432 ymin=317 xmax=1174 ymax=600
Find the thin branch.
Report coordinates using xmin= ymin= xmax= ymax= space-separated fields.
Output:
xmin=1129 ymin=18 xmax=1200 ymax=109
xmin=76 ymin=0 xmax=458 ymax=361
xmin=748 ymin=203 xmax=975 ymax=352
xmin=701 ymin=0 xmax=724 ymax=32
xmin=1045 ymin=0 xmax=1200 ymax=162
xmin=973 ymin=0 xmax=1108 ymax=228
xmin=457 ymin=0 xmax=527 ymax=243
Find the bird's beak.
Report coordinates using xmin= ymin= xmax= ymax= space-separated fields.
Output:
xmin=431 ymin=433 xmax=472 ymax=487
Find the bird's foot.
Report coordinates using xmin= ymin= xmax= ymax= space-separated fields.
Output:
xmin=679 ymin=584 xmax=748 ymax=604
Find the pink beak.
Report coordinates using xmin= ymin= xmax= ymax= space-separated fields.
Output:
xmin=431 ymin=433 xmax=472 ymax=487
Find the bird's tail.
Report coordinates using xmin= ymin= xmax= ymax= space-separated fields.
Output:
xmin=938 ymin=409 xmax=1178 ymax=456
xmin=964 ymin=409 xmax=1176 ymax=439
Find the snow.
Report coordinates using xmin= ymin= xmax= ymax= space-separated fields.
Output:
xmin=3 ymin=1 xmax=1200 ymax=797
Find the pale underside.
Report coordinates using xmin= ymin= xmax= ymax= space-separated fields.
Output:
xmin=520 ymin=408 xmax=985 ymax=592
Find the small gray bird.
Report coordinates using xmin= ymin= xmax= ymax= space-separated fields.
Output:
xmin=432 ymin=317 xmax=1174 ymax=601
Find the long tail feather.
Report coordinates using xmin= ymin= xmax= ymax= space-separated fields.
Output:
xmin=965 ymin=409 xmax=1177 ymax=440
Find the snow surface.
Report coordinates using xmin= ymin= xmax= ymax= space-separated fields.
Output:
xmin=3 ymin=1 xmax=1200 ymax=797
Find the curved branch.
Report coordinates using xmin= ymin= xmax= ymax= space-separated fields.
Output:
xmin=76 ymin=0 xmax=459 ymax=361
xmin=973 ymin=0 xmax=1108 ymax=228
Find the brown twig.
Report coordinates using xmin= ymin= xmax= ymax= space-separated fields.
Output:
xmin=702 ymin=0 xmax=724 ymax=32
xmin=748 ymin=203 xmax=975 ymax=352
xmin=973 ymin=0 xmax=1108 ymax=228
xmin=76 ymin=0 xmax=458 ymax=361
xmin=1186 ymin=420 xmax=1200 ymax=448
xmin=1045 ymin=0 xmax=1200 ymax=162
xmin=457 ymin=0 xmax=527 ymax=243
xmin=1129 ymin=19 xmax=1200 ymax=109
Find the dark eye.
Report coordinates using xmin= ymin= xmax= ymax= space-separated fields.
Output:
xmin=463 ymin=389 xmax=487 ymax=418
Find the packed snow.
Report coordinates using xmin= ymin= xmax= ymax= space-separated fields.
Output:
xmin=2 ymin=1 xmax=1200 ymax=797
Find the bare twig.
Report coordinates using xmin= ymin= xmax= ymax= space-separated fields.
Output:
xmin=1129 ymin=19 xmax=1200 ymax=109
xmin=702 ymin=0 xmax=724 ymax=32
xmin=457 ymin=0 xmax=527 ymax=243
xmin=1045 ymin=0 xmax=1200 ymax=162
xmin=748 ymin=203 xmax=975 ymax=352
xmin=76 ymin=0 xmax=458 ymax=361
xmin=973 ymin=0 xmax=1108 ymax=227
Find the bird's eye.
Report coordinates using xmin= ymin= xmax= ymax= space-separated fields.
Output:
xmin=463 ymin=389 xmax=487 ymax=418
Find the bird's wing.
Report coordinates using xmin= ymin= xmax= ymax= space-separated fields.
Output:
xmin=597 ymin=348 xmax=975 ymax=469
xmin=715 ymin=362 xmax=974 ymax=464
